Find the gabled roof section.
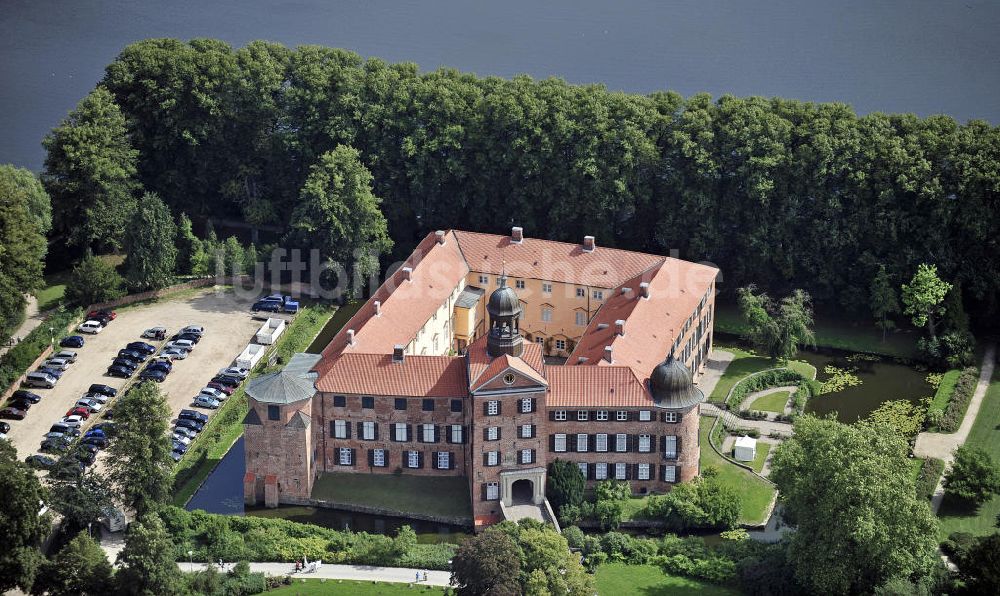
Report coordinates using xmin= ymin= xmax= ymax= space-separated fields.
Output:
xmin=468 ymin=353 xmax=548 ymax=393
xmin=466 ymin=336 xmax=545 ymax=388
xmin=547 ymin=365 xmax=652 ymax=407
xmin=243 ymin=407 xmax=262 ymax=426
xmin=246 ymin=353 xmax=321 ymax=405
xmin=453 ymin=230 xmax=664 ymax=289
xmin=287 ymin=411 xmax=311 ymax=429
xmin=316 ymin=353 xmax=468 ymax=397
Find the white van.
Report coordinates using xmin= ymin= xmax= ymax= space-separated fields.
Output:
xmin=77 ymin=320 xmax=103 ymax=334
xmin=53 ymin=350 xmax=78 ymax=363
xmin=168 ymin=339 xmax=196 ymax=351
xmin=24 ymin=372 xmax=56 ymax=388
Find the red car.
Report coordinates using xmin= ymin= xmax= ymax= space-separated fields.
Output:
xmin=206 ymin=382 xmax=235 ymax=395
xmin=87 ymin=309 xmax=117 ymax=321
xmin=65 ymin=406 xmax=91 ymax=419
xmin=0 ymin=407 xmax=26 ymax=420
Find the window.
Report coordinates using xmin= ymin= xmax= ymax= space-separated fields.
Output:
xmin=520 ymin=397 xmax=533 ymax=413
xmin=478 ymin=274 xmax=488 ymax=284
xmin=333 ymin=395 xmax=346 ymax=407
xmin=487 ymin=400 xmax=499 ymax=416
xmin=487 ymin=427 xmax=499 ymax=441
xmin=421 ymin=424 xmax=436 ymax=443
xmin=664 ymin=465 xmax=677 ymax=483
xmin=595 ymin=434 xmax=608 ymax=452
xmin=394 ymin=398 xmax=407 ymax=411
xmin=577 ymin=410 xmax=589 ymax=421
xmin=421 ymin=398 xmax=435 ymax=412
xmin=615 ymin=434 xmax=627 ymax=452
xmin=616 ymin=411 xmax=628 ymax=421
xmin=372 ymin=449 xmax=386 ymax=467
xmin=520 ymin=449 xmax=534 ymax=464
xmin=638 ymin=434 xmax=651 ymax=453
xmin=638 ymin=410 xmax=652 ymax=421
xmin=362 ymin=421 xmax=376 ymax=441
xmin=637 ymin=463 xmax=651 ymax=480
xmin=486 ymin=451 xmax=499 ymax=466
xmin=362 ymin=396 xmax=374 ymax=409
xmin=520 ymin=424 xmax=533 ymax=439
xmin=664 ymin=435 xmax=678 ymax=459
xmin=433 ymin=334 xmax=439 ymax=353
xmin=576 ymin=288 xmax=585 ymax=298
xmin=596 ymin=410 xmax=608 ymax=421
xmin=554 ymin=410 xmax=567 ymax=421
xmin=542 ymin=283 xmax=552 ymax=294
xmin=615 ymin=463 xmax=627 ymax=480
xmin=575 ymin=311 xmax=587 ymax=326
xmin=450 ymin=399 xmax=463 ymax=413
xmin=577 ymin=434 xmax=589 ymax=452
xmin=577 ymin=462 xmax=588 ymax=477
xmin=535 ymin=336 xmax=545 ymax=344
xmin=664 ymin=412 xmax=678 ymax=423
xmin=406 ymin=451 xmax=420 ymax=469
xmin=541 ymin=307 xmax=553 ymax=322
xmin=449 ymin=424 xmax=464 ymax=444
xmin=338 ymin=448 xmax=352 ymax=466
xmin=554 ymin=434 xmax=567 ymax=452
xmin=436 ymin=452 xmax=451 ymax=470
xmin=555 ymin=339 xmax=566 ymax=350
xmin=486 ymin=482 xmax=499 ymax=500
xmin=393 ymin=423 xmax=408 ymax=442
xmin=267 ymin=405 xmax=280 ymax=421
xmin=332 ymin=420 xmax=348 ymax=439
xmin=595 ymin=463 xmax=608 ymax=480
xmin=593 ymin=290 xmax=604 ymax=300
xmin=515 ymin=279 xmax=525 ymax=289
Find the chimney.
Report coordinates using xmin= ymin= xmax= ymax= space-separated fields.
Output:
xmin=435 ymin=230 xmax=446 ymax=245
xmin=582 ymin=235 xmax=596 ymax=252
xmin=402 ymin=266 xmax=413 ymax=282
xmin=511 ymin=226 xmax=524 ymax=243
xmin=346 ymin=329 xmax=356 ymax=346
xmin=639 ymin=282 xmax=650 ymax=299
xmin=615 ymin=319 xmax=625 ymax=336
xmin=374 ymin=300 xmax=381 ymax=316
xmin=576 ymin=357 xmax=589 ymax=365
xmin=620 ymin=287 xmax=632 ymax=296
xmin=392 ymin=344 xmax=405 ymax=363
xmin=597 ymin=323 xmax=609 ymax=330
xmin=603 ymin=345 xmax=613 ymax=363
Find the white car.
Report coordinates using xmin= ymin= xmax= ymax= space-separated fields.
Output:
xmin=166 ymin=339 xmax=195 ymax=351
xmin=60 ymin=415 xmax=85 ymax=428
xmin=173 ymin=426 xmax=197 ymax=439
xmin=80 ymin=392 xmax=109 ymax=404
xmin=180 ymin=325 xmax=205 ymax=336
xmin=218 ymin=367 xmax=249 ymax=380
xmin=43 ymin=358 xmax=71 ymax=370
xmin=75 ymin=399 xmax=103 ymax=413
xmin=53 ymin=350 xmax=78 ymax=363
xmin=193 ymin=395 xmax=219 ymax=409
xmin=159 ymin=348 xmax=188 ymax=360
xmin=142 ymin=326 xmax=168 ymax=339
xmin=171 ymin=433 xmax=192 ymax=445
xmin=199 ymin=387 xmax=227 ymax=401
xmin=77 ymin=321 xmax=103 ymax=334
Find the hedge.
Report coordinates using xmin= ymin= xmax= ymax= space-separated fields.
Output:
xmin=939 ymin=367 xmax=980 ymax=432
xmin=0 ymin=307 xmax=81 ymax=391
xmin=915 ymin=458 xmax=945 ymax=501
xmin=725 ymin=368 xmax=806 ymax=410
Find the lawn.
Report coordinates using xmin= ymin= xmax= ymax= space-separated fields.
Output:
xmin=743 ymin=441 xmax=772 ymax=474
xmin=710 ymin=345 xmax=813 ymax=402
xmin=701 ymin=417 xmax=776 ymax=525
xmin=595 ymin=563 xmax=737 ymax=596
xmin=36 ymin=255 xmax=125 ymax=311
xmin=907 ymin=457 xmax=924 ymax=484
xmin=749 ymin=390 xmax=791 ymax=413
xmin=267 ymin=579 xmax=445 ymax=595
xmin=929 ymin=369 xmax=962 ymax=415
xmin=311 ymin=473 xmax=472 ymax=520
xmin=937 ymin=368 xmax=1000 ymax=539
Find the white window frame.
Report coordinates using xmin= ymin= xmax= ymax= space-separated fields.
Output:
xmin=373 ymin=449 xmax=386 ymax=467
xmin=541 ymin=307 xmax=553 ymax=322
xmin=596 ymin=410 xmax=608 ymax=421
xmin=393 ymin=423 xmax=407 ymax=442
xmin=487 ymin=451 xmax=499 ymax=466
xmin=421 ymin=424 xmax=436 ymax=443
xmin=593 ymin=290 xmax=604 ymax=300
xmin=450 ymin=424 xmax=463 ymax=443
xmin=577 ymin=410 xmax=589 ymax=421
xmin=487 ymin=400 xmax=499 ymax=416
xmin=407 ymin=451 xmax=420 ymax=469
xmin=520 ymin=449 xmax=533 ymax=464
xmin=520 ymin=424 xmax=533 ymax=439
xmin=639 ymin=410 xmax=652 ymax=421
xmin=638 ymin=434 xmax=651 ymax=453
xmin=333 ymin=419 xmax=347 ymax=439
xmin=616 ymin=411 xmax=628 ymax=421
xmin=615 ymin=463 xmax=627 ymax=480
xmin=577 ymin=434 xmax=588 ymax=452
xmin=595 ymin=463 xmax=608 ymax=480
xmin=638 ymin=463 xmax=651 ymax=480
xmin=515 ymin=279 xmax=525 ymax=289
xmin=362 ymin=421 xmax=375 ymax=441
xmin=664 ymin=412 xmax=678 ymax=423
xmin=542 ymin=282 xmax=552 ymax=294
xmin=487 ymin=426 xmax=499 ymax=441
xmin=554 ymin=434 xmax=567 ymax=452
xmin=595 ymin=433 xmax=608 ymax=452
xmin=496 ymin=277 xmax=503 ymax=286
xmin=664 ymin=465 xmax=677 ymax=483
xmin=554 ymin=410 xmax=567 ymax=421
xmin=615 ymin=433 xmax=627 ymax=452
xmin=555 ymin=339 xmax=566 ymax=350
xmin=436 ymin=452 xmax=450 ymax=470
xmin=486 ymin=482 xmax=499 ymax=500
xmin=575 ymin=311 xmax=586 ymax=326
xmin=664 ymin=435 xmax=678 ymax=459
xmin=338 ymin=447 xmax=352 ymax=465
xmin=521 ymin=397 xmax=533 ymax=413
xmin=479 ymin=274 xmax=488 ymax=284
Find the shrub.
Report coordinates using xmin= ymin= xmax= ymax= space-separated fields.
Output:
xmin=0 ymin=307 xmax=80 ymax=390
xmin=64 ymin=255 xmax=125 ymax=306
xmin=726 ymin=368 xmax=805 ymax=409
xmin=939 ymin=367 xmax=980 ymax=432
xmin=561 ymin=526 xmax=585 ymax=550
xmin=944 ymin=446 xmax=1000 ymax=505
xmin=647 ymin=476 xmax=742 ymax=531
xmin=737 ymin=410 xmax=768 ymax=420
xmin=594 ymin=499 xmax=624 ymax=530
xmin=558 ymin=503 xmax=582 ymax=526
xmin=595 ymin=480 xmax=631 ymax=502
xmin=915 ymin=458 xmax=945 ymax=501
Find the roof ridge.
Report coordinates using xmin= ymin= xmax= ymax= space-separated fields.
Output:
xmin=454 ymin=229 xmax=668 ymax=261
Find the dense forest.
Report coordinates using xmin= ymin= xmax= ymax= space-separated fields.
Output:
xmin=45 ymin=38 xmax=1000 ymax=324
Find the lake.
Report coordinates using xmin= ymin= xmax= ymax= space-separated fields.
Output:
xmin=2 ymin=0 xmax=998 ymax=170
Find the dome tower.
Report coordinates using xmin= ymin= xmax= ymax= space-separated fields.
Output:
xmin=486 ymin=274 xmax=524 ymax=357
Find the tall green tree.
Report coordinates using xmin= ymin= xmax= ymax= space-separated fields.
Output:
xmin=944 ymin=445 xmax=1000 ymax=506
xmin=870 ymin=265 xmax=900 ymax=342
xmin=451 ymin=526 xmax=522 ymax=596
xmin=31 ymin=532 xmax=114 ymax=596
xmin=106 ymin=382 xmax=174 ymax=514
xmin=64 ymin=255 xmax=126 ymax=306
xmin=42 ymin=86 xmax=138 ymax=252
xmin=115 ymin=512 xmax=180 ymax=596
xmin=738 ymin=286 xmax=815 ymax=360
xmin=174 ymin=213 xmax=199 ymax=276
xmin=48 ymin=471 xmax=113 ymax=533
xmin=770 ymin=415 xmax=938 ymax=594
xmin=285 ymin=146 xmax=392 ymax=296
xmin=902 ymin=263 xmax=951 ymax=337
xmin=0 ymin=165 xmax=51 ymax=239
xmin=0 ymin=165 xmax=49 ymax=333
xmin=957 ymin=532 xmax=1000 ymax=594
xmin=546 ymin=459 xmax=585 ymax=514
xmin=122 ymin=193 xmax=177 ymax=291
xmin=0 ymin=441 xmax=49 ymax=592
xmin=223 ymin=236 xmax=245 ymax=277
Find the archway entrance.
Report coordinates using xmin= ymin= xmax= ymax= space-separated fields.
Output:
xmin=511 ymin=479 xmax=534 ymax=505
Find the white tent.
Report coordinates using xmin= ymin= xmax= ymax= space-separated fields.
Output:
xmin=734 ymin=435 xmax=757 ymax=462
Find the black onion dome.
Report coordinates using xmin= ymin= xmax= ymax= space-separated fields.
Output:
xmin=487 ymin=278 xmax=522 ymax=318
xmin=649 ymin=355 xmax=704 ymax=409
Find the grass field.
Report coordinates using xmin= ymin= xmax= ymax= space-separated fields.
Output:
xmin=267 ymin=579 xmax=445 ymax=595
xmin=929 ymin=369 xmax=962 ymax=416
xmin=743 ymin=441 xmax=772 ymax=474
xmin=595 ymin=563 xmax=737 ymax=596
xmin=749 ymin=390 xmax=791 ymax=413
xmin=908 ymin=457 xmax=924 ymax=484
xmin=701 ymin=418 xmax=776 ymax=525
xmin=311 ymin=473 xmax=472 ymax=519
xmin=710 ymin=345 xmax=813 ymax=402
xmin=937 ymin=368 xmax=1000 ymax=539
xmin=37 ymin=255 xmax=126 ymax=311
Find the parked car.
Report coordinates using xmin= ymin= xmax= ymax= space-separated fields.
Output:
xmin=75 ymin=399 xmax=103 ymax=413
xmin=118 ymin=349 xmax=147 ymax=362
xmin=172 ymin=440 xmax=189 ymax=454
xmin=107 ymin=365 xmax=133 ymax=378
xmin=74 ymin=449 xmax=96 ymax=466
xmin=180 ymin=325 xmax=205 ymax=336
xmin=146 ymin=360 xmax=173 ymax=373
xmin=53 ymin=349 xmax=78 ymax=362
xmin=179 ymin=409 xmax=209 ymax=423
xmin=12 ymin=390 xmax=42 ymax=404
xmin=170 ymin=451 xmax=183 ymax=462
xmin=87 ymin=309 xmax=116 ymax=321
xmin=82 ymin=435 xmax=109 ymax=449
xmin=40 ymin=438 xmax=73 ymax=454
xmin=166 ymin=339 xmax=195 ymax=352
xmin=142 ymin=326 xmax=168 ymax=340
xmin=89 ymin=384 xmax=117 ymax=398
xmin=175 ymin=419 xmax=205 ymax=433
xmin=43 ymin=358 xmax=71 ymax=370
xmin=65 ymin=407 xmax=91 ymax=419
xmin=111 ymin=358 xmax=139 ymax=371
xmin=218 ymin=366 xmax=250 ymax=380
xmin=171 ymin=432 xmax=192 ymax=446
xmin=36 ymin=366 xmax=64 ymax=379
xmin=1 ymin=407 xmax=27 ymax=420
xmin=77 ymin=321 xmax=103 ymax=334
xmin=125 ymin=341 xmax=156 ymax=355
xmin=80 ymin=392 xmax=109 ymax=404
xmin=23 ymin=371 xmax=56 ymax=389
xmin=0 ymin=421 xmax=10 ymax=434
xmin=212 ymin=374 xmax=242 ymax=387
xmin=139 ymin=369 xmax=167 ymax=383
xmin=25 ymin=454 xmax=57 ymax=469
xmin=199 ymin=387 xmax=227 ymax=401
xmin=206 ymin=382 xmax=235 ymax=395
xmin=77 ymin=442 xmax=99 ymax=455
xmin=172 ymin=426 xmax=197 ymax=439
xmin=251 ymin=300 xmax=282 ymax=312
xmin=60 ymin=335 xmax=85 ymax=348
xmin=159 ymin=348 xmax=188 ymax=360
xmin=193 ymin=395 xmax=220 ymax=409
xmin=60 ymin=415 xmax=86 ymax=427
xmin=91 ymin=421 xmax=116 ymax=435
xmin=48 ymin=423 xmax=80 ymax=437
xmin=171 ymin=332 xmax=201 ymax=344
xmin=9 ymin=399 xmax=32 ymax=412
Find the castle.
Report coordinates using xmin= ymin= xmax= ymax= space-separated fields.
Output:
xmin=243 ymin=228 xmax=718 ymax=527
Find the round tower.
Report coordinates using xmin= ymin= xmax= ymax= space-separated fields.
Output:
xmin=486 ymin=274 xmax=524 ymax=357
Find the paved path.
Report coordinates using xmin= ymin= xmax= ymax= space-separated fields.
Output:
xmin=0 ymin=295 xmax=42 ymax=357
xmin=183 ymin=562 xmax=453 ymax=587
xmin=914 ymin=343 xmax=995 ymax=514
xmin=698 ymin=349 xmax=734 ymax=397
xmin=702 ymin=402 xmax=794 ymax=437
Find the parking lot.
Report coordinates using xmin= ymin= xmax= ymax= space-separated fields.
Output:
xmin=5 ymin=288 xmax=261 ymax=461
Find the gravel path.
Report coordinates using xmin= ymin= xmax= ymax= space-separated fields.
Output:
xmin=0 ymin=294 xmax=42 ymax=358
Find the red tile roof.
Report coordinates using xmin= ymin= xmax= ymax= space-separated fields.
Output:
xmin=316 ymin=353 xmax=468 ymax=397
xmin=453 ymin=230 xmax=664 ymax=289
xmin=546 ymin=365 xmax=652 ymax=407
xmin=466 ymin=337 xmax=545 ymax=390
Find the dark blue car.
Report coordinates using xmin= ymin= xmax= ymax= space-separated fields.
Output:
xmin=107 ymin=365 xmax=133 ymax=378
xmin=60 ymin=336 xmax=85 ymax=348
xmin=125 ymin=341 xmax=156 ymax=355
xmin=146 ymin=360 xmax=172 ymax=373
xmin=138 ymin=369 xmax=166 ymax=383
xmin=88 ymin=384 xmax=117 ymax=397
xmin=251 ymin=300 xmax=282 ymax=312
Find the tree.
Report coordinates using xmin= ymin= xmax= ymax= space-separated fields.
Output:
xmin=902 ymin=264 xmax=951 ymax=337
xmin=0 ymin=165 xmax=51 ymax=239
xmin=48 ymin=471 xmax=113 ymax=533
xmin=64 ymin=255 xmax=126 ymax=306
xmin=957 ymin=532 xmax=1000 ymax=594
xmin=546 ymin=459 xmax=585 ymax=514
xmin=223 ymin=236 xmax=245 ymax=277
xmin=870 ymin=265 xmax=900 ymax=342
xmin=285 ymin=146 xmax=392 ymax=297
xmin=0 ymin=441 xmax=49 ymax=592
xmin=944 ymin=446 xmax=1000 ymax=506
xmin=106 ymin=382 xmax=174 ymax=514
xmin=122 ymin=193 xmax=177 ymax=291
xmin=648 ymin=474 xmax=741 ymax=531
xmin=42 ymin=86 xmax=138 ymax=252
xmin=175 ymin=213 xmax=199 ymax=276
xmin=769 ymin=415 xmax=938 ymax=594
xmin=737 ymin=286 xmax=815 ymax=360
xmin=115 ymin=512 xmax=181 ymax=596
xmin=451 ymin=526 xmax=522 ymax=596
xmin=31 ymin=532 xmax=113 ymax=596
xmin=0 ymin=166 xmax=49 ymax=334
xmin=243 ymin=243 xmax=259 ymax=276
